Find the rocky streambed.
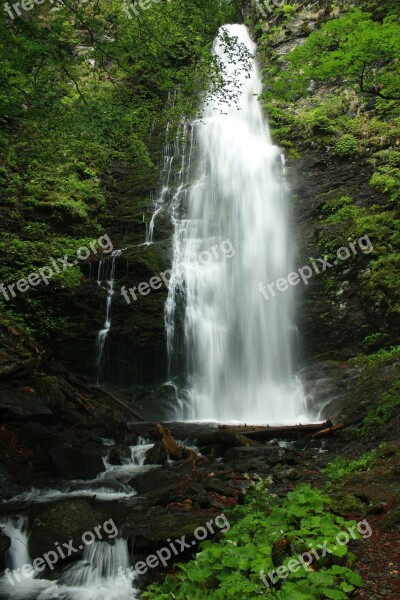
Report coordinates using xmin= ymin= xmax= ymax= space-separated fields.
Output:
xmin=0 ymin=410 xmax=369 ymax=599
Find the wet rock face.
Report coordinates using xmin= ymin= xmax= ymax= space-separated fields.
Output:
xmin=288 ymin=151 xmax=380 ymax=361
xmin=42 ymin=146 xmax=173 ymax=388
xmin=0 ymin=465 xmax=21 ymax=502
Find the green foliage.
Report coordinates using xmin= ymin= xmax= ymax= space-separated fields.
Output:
xmin=370 ymin=166 xmax=400 ymax=204
xmin=373 ymin=150 xmax=400 ymax=168
xmin=277 ymin=4 xmax=298 ymax=19
xmin=0 ymin=0 xmax=243 ymax=339
xmin=349 ymin=345 xmax=400 ymax=369
xmin=317 ymin=192 xmax=400 ymax=315
xmin=324 ymin=450 xmax=378 ymax=482
xmin=358 ymin=380 xmax=400 ymax=435
xmin=266 ymin=10 xmax=400 ymax=103
xmin=335 ymin=135 xmax=359 ymax=158
xmin=144 ymin=481 xmax=363 ymax=599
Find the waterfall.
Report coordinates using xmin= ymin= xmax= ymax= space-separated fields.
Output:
xmin=166 ymin=24 xmax=306 ymax=424
xmin=95 ymin=249 xmax=123 ymax=385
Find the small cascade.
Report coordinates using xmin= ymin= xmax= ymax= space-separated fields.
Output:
xmin=2 ymin=438 xmax=157 ymax=506
xmin=1 ymin=517 xmax=31 ymax=574
xmin=144 ymin=108 xmax=191 ymax=246
xmin=128 ymin=437 xmax=154 ymax=466
xmin=164 ymin=122 xmax=195 ymax=372
xmin=55 ymin=539 xmax=136 ymax=600
xmin=95 ymin=249 xmax=123 ymax=385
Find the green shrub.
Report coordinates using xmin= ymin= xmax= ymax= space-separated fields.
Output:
xmin=335 ymin=135 xmax=359 ymax=158
xmin=373 ymin=150 xmax=400 ymax=167
xmin=370 ymin=166 xmax=400 ymax=203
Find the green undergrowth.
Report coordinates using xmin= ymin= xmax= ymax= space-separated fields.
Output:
xmin=356 ymin=380 xmax=400 ymax=435
xmin=324 ymin=448 xmax=379 ymax=482
xmin=345 ymin=347 xmax=400 ymax=436
xmin=315 ymin=191 xmax=400 ymax=318
xmin=144 ymin=481 xmax=364 ymax=599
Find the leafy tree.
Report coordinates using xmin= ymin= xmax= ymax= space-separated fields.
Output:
xmin=268 ymin=10 xmax=400 ymax=103
xmin=0 ymin=0 xmax=245 ymax=338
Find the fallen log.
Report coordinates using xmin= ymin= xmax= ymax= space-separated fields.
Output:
xmin=59 ymin=377 xmax=94 ymax=413
xmin=0 ymin=358 xmax=39 ymax=380
xmin=218 ymin=421 xmax=333 ymax=441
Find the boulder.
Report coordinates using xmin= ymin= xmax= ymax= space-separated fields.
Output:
xmin=107 ymin=446 xmax=133 ymax=466
xmin=224 ymin=446 xmax=294 ymax=474
xmin=49 ymin=443 xmax=106 ymax=479
xmin=0 ymin=386 xmax=53 ymax=421
xmin=29 ymin=499 xmax=105 ymax=560
xmin=144 ymin=441 xmax=168 ymax=465
xmin=0 ymin=528 xmax=11 ymax=570
xmin=129 ymin=466 xmax=181 ymax=495
xmin=201 ymin=478 xmax=234 ymax=497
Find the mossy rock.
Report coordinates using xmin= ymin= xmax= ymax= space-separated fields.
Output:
xmin=29 ymin=500 xmax=105 ymax=560
xmin=329 ymin=490 xmax=369 ymax=518
xmin=381 ymin=493 xmax=400 ymax=532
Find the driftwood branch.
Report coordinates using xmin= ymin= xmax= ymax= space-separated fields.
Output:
xmin=154 ymin=423 xmax=206 ymax=474
xmin=311 ymin=423 xmax=345 ymax=438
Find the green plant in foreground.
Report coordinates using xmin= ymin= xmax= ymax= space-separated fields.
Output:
xmin=143 ymin=482 xmax=363 ymax=599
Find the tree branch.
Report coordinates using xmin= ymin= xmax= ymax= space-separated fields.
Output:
xmin=358 ymin=60 xmax=400 ymax=101
xmin=61 ymin=65 xmax=89 ymax=105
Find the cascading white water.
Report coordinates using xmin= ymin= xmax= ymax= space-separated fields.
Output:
xmin=167 ymin=24 xmax=307 ymax=424
xmin=1 ymin=517 xmax=31 ymax=574
xmin=0 ymin=520 xmax=138 ymax=600
xmin=95 ymin=249 xmax=123 ymax=385
xmin=3 ymin=438 xmax=157 ymax=506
